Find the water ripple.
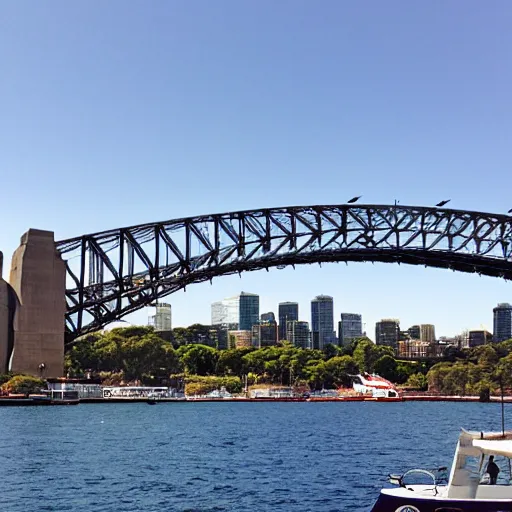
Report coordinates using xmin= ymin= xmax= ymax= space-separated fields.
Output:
xmin=0 ymin=401 xmax=508 ymax=511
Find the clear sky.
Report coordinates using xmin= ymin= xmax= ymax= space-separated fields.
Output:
xmin=1 ymin=1 xmax=511 ymax=338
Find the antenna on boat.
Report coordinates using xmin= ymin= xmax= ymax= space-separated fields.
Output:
xmin=501 ymin=375 xmax=505 ymax=438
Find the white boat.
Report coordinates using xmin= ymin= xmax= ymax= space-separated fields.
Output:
xmin=371 ymin=429 xmax=512 ymax=511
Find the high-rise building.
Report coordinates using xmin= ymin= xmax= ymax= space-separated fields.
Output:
xmin=407 ymin=324 xmax=436 ymax=342
xmin=211 ymin=292 xmax=259 ymax=349
xmin=338 ymin=313 xmax=363 ymax=346
xmin=278 ymin=302 xmax=299 ymax=340
xmin=420 ymin=324 xmax=436 ymax=343
xmin=148 ymin=303 xmax=172 ymax=331
xmin=211 ymin=292 xmax=259 ymax=330
xmin=408 ymin=325 xmax=421 ymax=340
xmin=251 ymin=321 xmax=278 ymax=348
xmin=375 ymin=319 xmax=400 ymax=348
xmin=239 ymin=292 xmax=259 ymax=330
xmin=286 ymin=320 xmax=310 ymax=349
xmin=211 ymin=298 xmax=238 ymax=326
xmin=468 ymin=329 xmax=493 ymax=348
xmin=261 ymin=312 xmax=275 ymax=323
xmin=493 ymin=303 xmax=512 ymax=342
xmin=311 ymin=295 xmax=335 ymax=350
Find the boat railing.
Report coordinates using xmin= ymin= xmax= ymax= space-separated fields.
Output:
xmin=389 ymin=466 xmax=448 ymax=494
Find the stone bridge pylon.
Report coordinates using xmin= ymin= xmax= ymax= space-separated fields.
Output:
xmin=0 ymin=230 xmax=66 ymax=378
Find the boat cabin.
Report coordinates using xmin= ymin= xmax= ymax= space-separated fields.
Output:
xmin=447 ymin=430 xmax=512 ymax=499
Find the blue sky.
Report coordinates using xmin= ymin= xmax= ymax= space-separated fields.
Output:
xmin=1 ymin=1 xmax=511 ymax=337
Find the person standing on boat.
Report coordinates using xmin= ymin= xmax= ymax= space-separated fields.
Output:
xmin=486 ymin=455 xmax=500 ymax=485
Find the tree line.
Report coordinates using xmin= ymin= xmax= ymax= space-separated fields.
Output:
xmin=2 ymin=324 xmax=509 ymax=396
xmin=64 ymin=325 xmax=427 ymax=392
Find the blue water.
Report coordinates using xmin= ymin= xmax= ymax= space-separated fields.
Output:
xmin=0 ymin=401 xmax=509 ymax=511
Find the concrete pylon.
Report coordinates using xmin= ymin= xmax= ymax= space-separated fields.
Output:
xmin=9 ymin=230 xmax=66 ymax=378
xmin=0 ymin=252 xmax=17 ymax=374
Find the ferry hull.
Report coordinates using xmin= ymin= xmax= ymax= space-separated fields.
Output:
xmin=0 ymin=398 xmax=80 ymax=406
xmin=370 ymin=491 xmax=512 ymax=511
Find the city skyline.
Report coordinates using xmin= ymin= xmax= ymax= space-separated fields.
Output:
xmin=150 ymin=285 xmax=509 ymax=343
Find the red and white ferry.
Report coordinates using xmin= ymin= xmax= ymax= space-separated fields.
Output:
xmin=351 ymin=373 xmax=401 ymax=400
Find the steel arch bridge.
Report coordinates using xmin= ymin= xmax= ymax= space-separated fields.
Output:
xmin=56 ymin=204 xmax=512 ymax=341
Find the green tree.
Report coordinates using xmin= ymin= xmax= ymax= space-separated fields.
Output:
xmin=395 ymin=361 xmax=417 ymax=384
xmin=216 ymin=348 xmax=253 ymax=376
xmin=427 ymin=362 xmax=453 ymax=393
xmin=374 ymin=355 xmax=397 ymax=382
xmin=177 ymin=344 xmax=219 ymax=375
xmin=494 ymin=354 xmax=512 ymax=395
xmin=323 ymin=343 xmax=343 ymax=359
xmin=324 ymin=355 xmax=359 ymax=387
xmin=1 ymin=375 xmax=46 ymax=395
xmin=303 ymin=360 xmax=327 ymax=390
xmin=405 ymin=373 xmax=428 ymax=390
xmin=353 ymin=339 xmax=392 ymax=373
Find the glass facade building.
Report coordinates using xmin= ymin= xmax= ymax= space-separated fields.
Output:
xmin=278 ymin=302 xmax=299 ymax=341
xmin=239 ymin=293 xmax=259 ymax=331
xmin=251 ymin=321 xmax=278 ymax=348
xmin=260 ymin=312 xmax=276 ymax=323
xmin=311 ymin=295 xmax=335 ymax=350
xmin=468 ymin=329 xmax=493 ymax=347
xmin=286 ymin=320 xmax=310 ymax=349
xmin=338 ymin=313 xmax=362 ymax=346
xmin=375 ymin=319 xmax=400 ymax=348
xmin=493 ymin=303 xmax=512 ymax=342
xmin=148 ymin=303 xmax=172 ymax=332
xmin=211 ymin=292 xmax=259 ymax=332
xmin=407 ymin=325 xmax=421 ymax=340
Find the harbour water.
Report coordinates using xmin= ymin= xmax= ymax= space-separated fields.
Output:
xmin=1 ymin=402 xmax=509 ymax=511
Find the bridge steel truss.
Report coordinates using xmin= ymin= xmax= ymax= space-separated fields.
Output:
xmin=56 ymin=204 xmax=512 ymax=341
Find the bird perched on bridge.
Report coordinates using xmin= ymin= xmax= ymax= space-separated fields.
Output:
xmin=508 ymin=208 xmax=512 ymax=214
xmin=435 ymin=199 xmax=451 ymax=207
xmin=347 ymin=196 xmax=362 ymax=204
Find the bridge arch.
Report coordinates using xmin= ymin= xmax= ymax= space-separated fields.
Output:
xmin=56 ymin=204 xmax=512 ymax=341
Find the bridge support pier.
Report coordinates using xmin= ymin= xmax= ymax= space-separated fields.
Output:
xmin=9 ymin=230 xmax=66 ymax=378
xmin=0 ymin=252 xmax=16 ymax=374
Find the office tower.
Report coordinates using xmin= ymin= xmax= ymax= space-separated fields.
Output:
xmin=311 ymin=295 xmax=335 ymax=350
xmin=338 ymin=313 xmax=363 ymax=346
xmin=408 ymin=325 xmax=421 ymax=340
xmin=211 ymin=292 xmax=259 ymax=349
xmin=148 ymin=303 xmax=172 ymax=331
xmin=286 ymin=320 xmax=310 ymax=349
xmin=211 ymin=301 xmax=227 ymax=326
xmin=211 ymin=292 xmax=259 ymax=330
xmin=239 ymin=292 xmax=260 ymax=330
xmin=251 ymin=320 xmax=278 ymax=348
xmin=420 ymin=324 xmax=436 ymax=343
xmin=375 ymin=319 xmax=400 ymax=348
xmin=493 ymin=303 xmax=512 ymax=342
xmin=468 ymin=329 xmax=493 ymax=348
xmin=278 ymin=302 xmax=299 ymax=340
xmin=261 ymin=312 xmax=275 ymax=323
